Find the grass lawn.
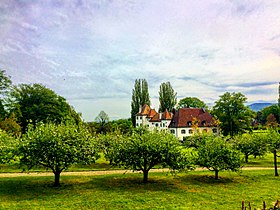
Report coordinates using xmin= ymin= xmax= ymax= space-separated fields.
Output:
xmin=0 ymin=169 xmax=279 ymax=209
xmin=243 ymin=153 xmax=277 ymax=168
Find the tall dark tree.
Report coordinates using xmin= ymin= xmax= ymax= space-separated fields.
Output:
xmin=8 ymin=84 xmax=81 ymax=132
xmin=0 ymin=70 xmax=12 ymax=119
xmin=131 ymin=79 xmax=151 ymax=126
xmin=177 ymin=97 xmax=208 ymax=109
xmin=278 ymin=82 xmax=280 ymax=107
xmin=159 ymin=81 xmax=177 ymax=112
xmin=212 ymin=92 xmax=253 ymax=137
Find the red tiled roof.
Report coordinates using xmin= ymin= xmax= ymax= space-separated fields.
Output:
xmin=150 ymin=113 xmax=161 ymax=122
xmin=136 ymin=104 xmax=151 ymax=116
xmin=148 ymin=109 xmax=157 ymax=118
xmin=169 ymin=108 xmax=215 ymax=128
xmin=162 ymin=109 xmax=172 ymax=120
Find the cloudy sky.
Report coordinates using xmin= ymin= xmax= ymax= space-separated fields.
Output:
xmin=1 ymin=0 xmax=280 ymax=121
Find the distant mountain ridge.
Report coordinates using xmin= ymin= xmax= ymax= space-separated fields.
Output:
xmin=248 ymin=103 xmax=274 ymax=111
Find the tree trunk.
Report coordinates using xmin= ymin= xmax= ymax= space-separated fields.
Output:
xmin=273 ymin=150 xmax=279 ymax=177
xmin=54 ymin=171 xmax=61 ymax=187
xmin=245 ymin=154 xmax=249 ymax=163
xmin=214 ymin=170 xmax=219 ymax=180
xmin=143 ymin=170 xmax=149 ymax=183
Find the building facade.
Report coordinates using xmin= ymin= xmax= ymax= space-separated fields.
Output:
xmin=136 ymin=104 xmax=218 ymax=140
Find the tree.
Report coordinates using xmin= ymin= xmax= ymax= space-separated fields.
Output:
xmin=0 ymin=113 xmax=21 ymax=137
xmin=0 ymin=70 xmax=12 ymax=119
xmin=111 ymin=119 xmax=133 ymax=135
xmin=177 ymin=97 xmax=208 ymax=109
xmin=233 ymin=133 xmax=267 ymax=163
xmin=131 ymin=79 xmax=151 ymax=126
xmin=196 ymin=135 xmax=242 ymax=180
xmin=111 ymin=130 xmax=193 ymax=183
xmin=266 ymin=114 xmax=278 ymax=128
xmin=98 ymin=131 xmax=124 ymax=165
xmin=212 ymin=92 xmax=253 ymax=137
xmin=0 ymin=129 xmax=18 ymax=164
xmin=19 ymin=122 xmax=99 ymax=186
xmin=95 ymin=110 xmax=109 ymax=124
xmin=257 ymin=105 xmax=280 ymax=126
xmin=159 ymin=81 xmax=177 ymax=112
xmin=266 ymin=129 xmax=280 ymax=176
xmin=8 ymin=84 xmax=81 ymax=132
xmin=89 ymin=111 xmax=111 ymax=134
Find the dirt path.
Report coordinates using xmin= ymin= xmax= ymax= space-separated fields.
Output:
xmin=0 ymin=167 xmax=274 ymax=178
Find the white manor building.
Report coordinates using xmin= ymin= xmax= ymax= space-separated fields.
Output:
xmin=135 ymin=104 xmax=218 ymax=140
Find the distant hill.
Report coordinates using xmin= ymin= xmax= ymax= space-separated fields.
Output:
xmin=248 ymin=103 xmax=274 ymax=112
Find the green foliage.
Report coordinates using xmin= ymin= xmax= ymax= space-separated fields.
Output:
xmin=0 ymin=129 xmax=18 ymax=164
xmin=98 ymin=131 xmax=124 ymax=164
xmin=257 ymin=105 xmax=280 ymax=126
xmin=111 ymin=118 xmax=133 ymax=135
xmin=0 ymin=70 xmax=12 ymax=119
xmin=0 ymin=70 xmax=12 ymax=97
xmin=111 ymin=130 xmax=193 ymax=182
xmin=95 ymin=110 xmax=109 ymax=124
xmin=19 ymin=122 xmax=100 ymax=186
xmin=8 ymin=84 xmax=81 ymax=132
xmin=92 ymin=111 xmax=111 ymax=134
xmin=195 ymin=134 xmax=242 ymax=179
xmin=212 ymin=92 xmax=254 ymax=137
xmin=159 ymin=81 xmax=177 ymax=112
xmin=131 ymin=79 xmax=151 ymax=126
xmin=0 ymin=113 xmax=21 ymax=137
xmin=265 ymin=129 xmax=280 ymax=176
xmin=177 ymin=97 xmax=208 ymax=109
xmin=233 ymin=133 xmax=267 ymax=162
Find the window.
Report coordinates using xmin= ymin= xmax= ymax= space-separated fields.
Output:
xmin=181 ymin=129 xmax=186 ymax=134
xmin=187 ymin=121 xmax=192 ymax=126
xmin=140 ymin=116 xmax=142 ymax=120
xmin=155 ymin=123 xmax=158 ymax=127
xmin=189 ymin=129 xmax=193 ymax=134
xmin=170 ymin=129 xmax=175 ymax=134
xmin=203 ymin=129 xmax=207 ymax=133
xmin=202 ymin=121 xmax=206 ymax=126
xmin=212 ymin=128 xmax=217 ymax=133
xmin=136 ymin=123 xmax=139 ymax=127
xmin=136 ymin=117 xmax=138 ymax=120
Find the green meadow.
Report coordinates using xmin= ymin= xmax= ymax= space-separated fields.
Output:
xmin=0 ymin=170 xmax=279 ymax=209
xmin=0 ymin=154 xmax=279 ymax=209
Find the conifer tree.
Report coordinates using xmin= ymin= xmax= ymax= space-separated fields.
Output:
xmin=159 ymin=81 xmax=177 ymax=112
xmin=131 ymin=79 xmax=151 ymax=126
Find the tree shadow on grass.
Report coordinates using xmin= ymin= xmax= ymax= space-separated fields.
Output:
xmin=0 ymin=173 xmax=181 ymax=200
xmin=87 ymin=174 xmax=180 ymax=192
xmin=175 ymin=173 xmax=238 ymax=186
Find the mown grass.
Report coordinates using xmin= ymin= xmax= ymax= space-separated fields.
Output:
xmin=0 ymin=170 xmax=279 ymax=209
xmin=0 ymin=152 xmax=279 ymax=209
xmin=243 ymin=153 xmax=276 ymax=168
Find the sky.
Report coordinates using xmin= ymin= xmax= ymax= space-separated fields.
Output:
xmin=0 ymin=0 xmax=280 ymax=121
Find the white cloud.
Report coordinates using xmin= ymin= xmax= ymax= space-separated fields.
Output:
xmin=0 ymin=0 xmax=280 ymax=121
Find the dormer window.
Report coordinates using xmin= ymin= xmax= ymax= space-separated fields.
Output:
xmin=187 ymin=121 xmax=192 ymax=126
xmin=202 ymin=120 xmax=206 ymax=126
